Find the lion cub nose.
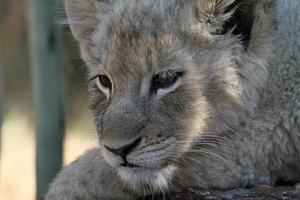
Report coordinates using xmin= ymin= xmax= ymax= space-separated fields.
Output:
xmin=104 ymin=137 xmax=142 ymax=157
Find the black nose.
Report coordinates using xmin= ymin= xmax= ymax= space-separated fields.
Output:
xmin=104 ymin=137 xmax=142 ymax=157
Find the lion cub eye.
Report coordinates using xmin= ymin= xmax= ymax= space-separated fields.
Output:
xmin=95 ymin=75 xmax=112 ymax=97
xmin=151 ymin=70 xmax=184 ymax=97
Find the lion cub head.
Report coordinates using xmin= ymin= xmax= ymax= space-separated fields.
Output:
xmin=64 ymin=0 xmax=274 ymax=193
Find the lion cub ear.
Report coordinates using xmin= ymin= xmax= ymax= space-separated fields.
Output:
xmin=64 ymin=0 xmax=114 ymax=42
xmin=196 ymin=0 xmax=273 ymax=48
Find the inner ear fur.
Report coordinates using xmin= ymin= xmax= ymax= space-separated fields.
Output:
xmin=222 ymin=0 xmax=257 ymax=47
xmin=197 ymin=0 xmax=274 ymax=48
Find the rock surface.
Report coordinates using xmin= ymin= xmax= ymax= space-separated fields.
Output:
xmin=143 ymin=185 xmax=300 ymax=200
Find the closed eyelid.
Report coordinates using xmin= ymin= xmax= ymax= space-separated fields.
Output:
xmin=89 ymin=71 xmax=112 ymax=82
xmin=151 ymin=70 xmax=184 ymax=88
xmin=156 ymin=78 xmax=181 ymax=99
xmin=89 ymin=75 xmax=100 ymax=82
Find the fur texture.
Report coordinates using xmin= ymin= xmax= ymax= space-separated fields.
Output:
xmin=46 ymin=0 xmax=300 ymax=199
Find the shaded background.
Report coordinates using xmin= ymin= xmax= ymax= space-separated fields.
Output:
xmin=0 ymin=0 xmax=96 ymax=199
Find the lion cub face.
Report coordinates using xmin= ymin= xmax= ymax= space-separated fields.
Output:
xmin=88 ymin=27 xmax=210 ymax=190
xmin=65 ymin=0 xmax=273 ymax=192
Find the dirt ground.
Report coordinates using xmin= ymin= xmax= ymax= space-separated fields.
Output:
xmin=144 ymin=185 xmax=300 ymax=200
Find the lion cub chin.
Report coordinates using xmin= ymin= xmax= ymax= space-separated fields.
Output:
xmin=45 ymin=0 xmax=300 ymax=199
xmin=118 ymin=165 xmax=177 ymax=191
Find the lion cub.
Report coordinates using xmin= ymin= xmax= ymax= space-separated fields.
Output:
xmin=46 ymin=0 xmax=300 ymax=199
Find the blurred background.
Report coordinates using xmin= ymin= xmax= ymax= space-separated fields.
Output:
xmin=0 ymin=0 xmax=97 ymax=199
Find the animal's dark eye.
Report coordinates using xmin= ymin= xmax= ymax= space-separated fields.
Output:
xmin=151 ymin=70 xmax=183 ymax=91
xmin=97 ymin=75 xmax=112 ymax=91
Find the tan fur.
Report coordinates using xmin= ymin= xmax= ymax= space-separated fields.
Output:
xmin=46 ymin=0 xmax=300 ymax=199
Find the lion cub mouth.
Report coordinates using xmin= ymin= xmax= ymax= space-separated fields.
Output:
xmin=101 ymin=135 xmax=179 ymax=192
xmin=121 ymin=162 xmax=142 ymax=168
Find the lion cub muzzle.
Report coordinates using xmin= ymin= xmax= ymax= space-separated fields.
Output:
xmin=104 ymin=137 xmax=142 ymax=167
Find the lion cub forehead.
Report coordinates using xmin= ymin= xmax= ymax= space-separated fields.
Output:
xmin=92 ymin=27 xmax=179 ymax=74
xmin=155 ymin=33 xmax=173 ymax=50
